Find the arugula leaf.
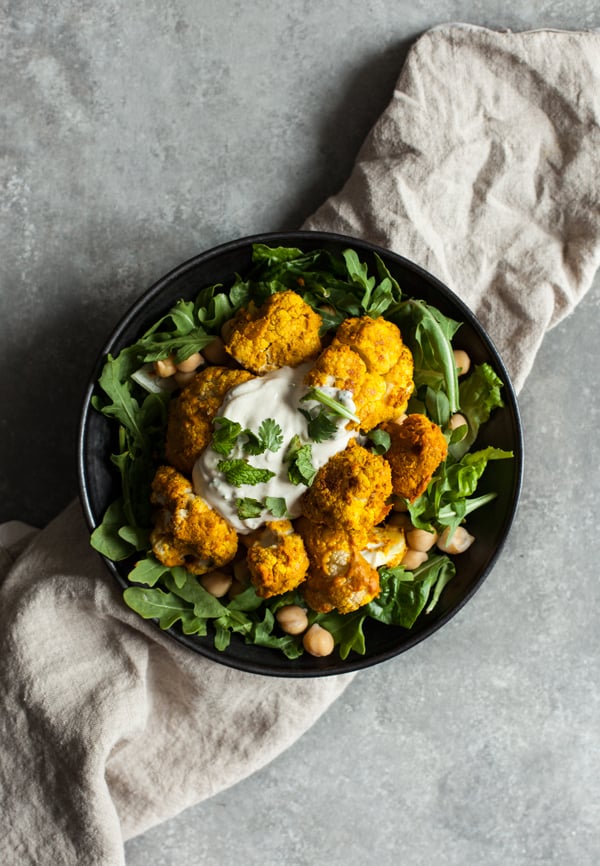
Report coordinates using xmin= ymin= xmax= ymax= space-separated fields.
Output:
xmin=217 ymin=458 xmax=276 ymax=487
xmin=451 ymin=363 xmax=505 ymax=458
xmin=123 ymin=586 xmax=200 ymax=631
xmin=366 ymin=428 xmax=391 ymax=454
xmin=90 ymin=498 xmax=136 ymax=561
xmin=312 ymin=610 xmax=367 ymax=659
xmin=366 ymin=555 xmax=456 ymax=629
xmin=392 ymin=299 xmax=461 ymax=421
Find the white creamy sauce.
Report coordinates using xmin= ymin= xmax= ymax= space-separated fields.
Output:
xmin=192 ymin=363 xmax=357 ymax=533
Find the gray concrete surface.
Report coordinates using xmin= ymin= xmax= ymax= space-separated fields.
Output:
xmin=3 ymin=3 xmax=599 ymax=865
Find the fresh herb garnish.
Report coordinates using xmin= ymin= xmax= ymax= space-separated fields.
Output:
xmin=298 ymin=407 xmax=339 ymax=443
xmin=216 ymin=459 xmax=276 ymax=487
xmin=243 ymin=418 xmax=284 ymax=455
xmin=211 ymin=417 xmax=244 ymax=456
xmin=285 ymin=436 xmax=317 ymax=486
xmin=301 ymin=387 xmax=360 ymax=424
xmin=236 ymin=497 xmax=265 ymax=519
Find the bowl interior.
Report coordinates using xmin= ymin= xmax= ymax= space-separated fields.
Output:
xmin=78 ymin=231 xmax=523 ymax=676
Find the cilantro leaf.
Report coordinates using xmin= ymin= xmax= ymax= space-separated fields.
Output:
xmin=212 ymin=417 xmax=244 ymax=456
xmin=217 ymin=458 xmax=276 ymax=487
xmin=258 ymin=418 xmax=284 ymax=452
xmin=285 ymin=437 xmax=317 ymax=486
xmin=243 ymin=418 xmax=284 ymax=454
xmin=298 ymin=407 xmax=338 ymax=443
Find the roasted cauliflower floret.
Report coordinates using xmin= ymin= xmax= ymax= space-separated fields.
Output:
xmin=245 ymin=520 xmax=309 ymax=598
xmin=360 ymin=523 xmax=407 ymax=570
xmin=334 ymin=316 xmax=407 ymax=375
xmin=304 ymin=315 xmax=414 ymax=431
xmin=149 ymin=465 xmax=238 ymax=575
xmin=301 ymin=438 xmax=392 ymax=538
xmin=224 ymin=290 xmax=323 ymax=374
xmin=165 ymin=366 xmax=254 ymax=475
xmin=297 ymin=518 xmax=380 ymax=614
xmin=382 ymin=414 xmax=449 ymax=502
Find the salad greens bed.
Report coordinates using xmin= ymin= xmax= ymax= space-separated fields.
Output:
xmin=90 ymin=243 xmax=512 ymax=660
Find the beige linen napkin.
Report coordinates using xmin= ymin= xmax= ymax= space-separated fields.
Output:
xmin=1 ymin=23 xmax=599 ymax=866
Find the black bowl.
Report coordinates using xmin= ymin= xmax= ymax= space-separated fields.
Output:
xmin=78 ymin=230 xmax=523 ymax=677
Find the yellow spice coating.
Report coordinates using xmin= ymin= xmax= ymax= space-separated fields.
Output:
xmin=149 ymin=465 xmax=238 ymax=575
xmin=224 ymin=289 xmax=323 ymax=374
xmin=381 ymin=414 xmax=449 ymax=502
xmin=334 ymin=316 xmax=406 ymax=374
xmin=165 ymin=366 xmax=254 ymax=475
xmin=304 ymin=315 xmax=414 ymax=432
xmin=245 ymin=520 xmax=310 ymax=599
xmin=301 ymin=438 xmax=392 ymax=539
xmin=297 ymin=517 xmax=380 ymax=614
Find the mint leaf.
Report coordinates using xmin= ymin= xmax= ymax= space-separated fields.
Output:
xmin=264 ymin=496 xmax=291 ymax=518
xmin=237 ymin=497 xmax=264 ymax=519
xmin=217 ymin=458 xmax=276 ymax=487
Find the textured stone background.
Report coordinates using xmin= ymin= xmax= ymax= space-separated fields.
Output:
xmin=2 ymin=3 xmax=599 ymax=865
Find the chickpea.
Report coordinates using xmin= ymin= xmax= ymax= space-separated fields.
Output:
xmin=391 ymin=495 xmax=409 ymax=513
xmin=406 ymin=528 xmax=438 ymax=552
xmin=176 ymin=351 xmax=203 ymax=373
xmin=228 ymin=579 xmax=246 ymax=600
xmin=202 ymin=336 xmax=230 ymax=366
xmin=449 ymin=413 xmax=468 ymax=434
xmin=401 ymin=548 xmax=428 ymax=570
xmin=220 ymin=319 xmax=236 ymax=344
xmin=302 ymin=624 xmax=335 ymax=658
xmin=437 ymin=526 xmax=475 ymax=555
xmin=388 ymin=511 xmax=412 ymax=530
xmin=233 ymin=559 xmax=252 ymax=585
xmin=276 ymin=605 xmax=309 ymax=636
xmin=173 ymin=370 xmax=197 ymax=388
xmin=154 ymin=356 xmax=177 ymax=377
xmin=453 ymin=349 xmax=471 ymax=376
xmin=200 ymin=570 xmax=233 ymax=598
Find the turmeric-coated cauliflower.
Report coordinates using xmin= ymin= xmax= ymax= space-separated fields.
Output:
xmin=245 ymin=520 xmax=309 ymax=598
xmin=297 ymin=518 xmax=380 ymax=614
xmin=301 ymin=438 xmax=392 ymax=539
xmin=304 ymin=315 xmax=414 ymax=431
xmin=165 ymin=366 xmax=254 ymax=475
xmin=149 ymin=465 xmax=238 ymax=575
xmin=382 ymin=414 xmax=449 ymax=502
xmin=224 ymin=289 xmax=323 ymax=374
xmin=360 ymin=523 xmax=407 ymax=570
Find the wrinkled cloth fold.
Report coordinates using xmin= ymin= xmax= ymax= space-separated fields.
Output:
xmin=304 ymin=24 xmax=600 ymax=391
xmin=1 ymin=23 xmax=600 ymax=866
